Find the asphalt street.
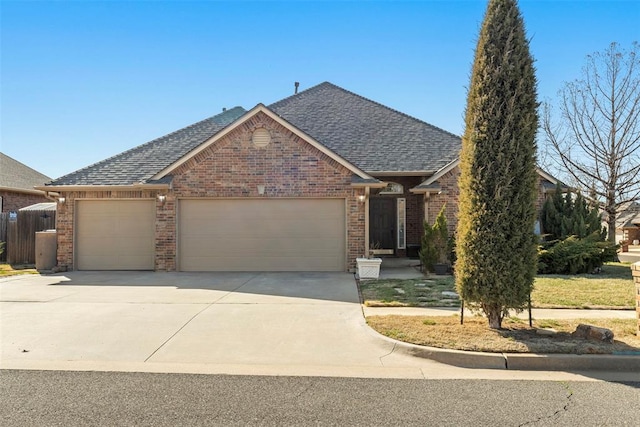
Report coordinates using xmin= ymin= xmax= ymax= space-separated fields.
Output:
xmin=1 ymin=370 xmax=638 ymax=426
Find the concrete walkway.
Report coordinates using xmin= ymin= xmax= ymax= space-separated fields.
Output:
xmin=363 ymin=306 xmax=637 ymax=319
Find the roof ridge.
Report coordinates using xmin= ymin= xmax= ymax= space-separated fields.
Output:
xmin=50 ymin=106 xmax=245 ymax=183
xmin=325 ymin=82 xmax=462 ymax=139
xmin=270 ymin=81 xmax=461 ymax=139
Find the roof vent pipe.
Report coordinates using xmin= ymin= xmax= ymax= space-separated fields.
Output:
xmin=294 ymin=82 xmax=299 ymax=94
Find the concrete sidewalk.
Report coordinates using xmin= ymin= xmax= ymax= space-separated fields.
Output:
xmin=363 ymin=306 xmax=637 ymax=319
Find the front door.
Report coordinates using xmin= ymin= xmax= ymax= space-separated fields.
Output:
xmin=370 ymin=198 xmax=395 ymax=252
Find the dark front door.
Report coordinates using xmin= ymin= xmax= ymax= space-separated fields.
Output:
xmin=370 ymin=198 xmax=395 ymax=251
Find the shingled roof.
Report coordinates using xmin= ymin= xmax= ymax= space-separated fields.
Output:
xmin=0 ymin=153 xmax=51 ymax=192
xmin=270 ymin=82 xmax=461 ymax=173
xmin=48 ymin=82 xmax=462 ymax=186
xmin=48 ymin=107 xmax=246 ymax=186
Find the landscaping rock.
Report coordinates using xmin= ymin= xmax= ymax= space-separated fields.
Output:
xmin=572 ymin=324 xmax=614 ymax=343
xmin=536 ymin=328 xmax=557 ymax=336
xmin=394 ymin=288 xmax=405 ymax=294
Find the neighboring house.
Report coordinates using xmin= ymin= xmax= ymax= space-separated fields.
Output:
xmin=0 ymin=153 xmax=51 ymax=213
xmin=41 ymin=82 xmax=560 ymax=272
xmin=615 ymin=202 xmax=640 ymax=244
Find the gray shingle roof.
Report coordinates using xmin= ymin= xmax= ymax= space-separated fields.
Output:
xmin=269 ymin=82 xmax=461 ymax=173
xmin=48 ymin=107 xmax=246 ymax=186
xmin=0 ymin=153 xmax=51 ymax=190
xmin=49 ymin=82 xmax=463 ymax=187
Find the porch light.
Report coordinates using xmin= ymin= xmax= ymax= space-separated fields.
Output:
xmin=58 ymin=197 xmax=66 ymax=205
xmin=358 ymin=194 xmax=366 ymax=203
xmin=157 ymin=194 xmax=166 ymax=204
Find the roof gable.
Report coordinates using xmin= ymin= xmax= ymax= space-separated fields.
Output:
xmin=269 ymin=82 xmax=461 ymax=173
xmin=153 ymin=104 xmax=375 ymax=181
xmin=0 ymin=153 xmax=51 ymax=191
xmin=48 ymin=107 xmax=246 ymax=186
xmin=411 ymin=159 xmax=566 ymax=193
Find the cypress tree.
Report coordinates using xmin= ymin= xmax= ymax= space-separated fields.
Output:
xmin=455 ymin=0 xmax=539 ymax=329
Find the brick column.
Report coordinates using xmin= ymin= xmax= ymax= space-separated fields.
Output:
xmin=633 ymin=262 xmax=640 ymax=337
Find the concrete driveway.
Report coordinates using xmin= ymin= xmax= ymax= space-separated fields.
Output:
xmin=0 ymin=271 xmax=442 ymax=378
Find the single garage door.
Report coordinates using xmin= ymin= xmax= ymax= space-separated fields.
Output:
xmin=76 ymin=200 xmax=155 ymax=270
xmin=179 ymin=199 xmax=346 ymax=271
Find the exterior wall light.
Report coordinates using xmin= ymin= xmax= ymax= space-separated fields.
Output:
xmin=157 ymin=194 xmax=166 ymax=204
xmin=257 ymin=185 xmax=266 ymax=195
xmin=358 ymin=194 xmax=366 ymax=203
xmin=58 ymin=197 xmax=66 ymax=204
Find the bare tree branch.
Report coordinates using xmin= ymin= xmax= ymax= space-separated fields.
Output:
xmin=541 ymin=42 xmax=640 ymax=241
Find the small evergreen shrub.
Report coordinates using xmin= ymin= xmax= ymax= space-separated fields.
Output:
xmin=420 ymin=205 xmax=450 ymax=273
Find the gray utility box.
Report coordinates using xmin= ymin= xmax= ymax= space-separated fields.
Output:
xmin=35 ymin=230 xmax=57 ymax=271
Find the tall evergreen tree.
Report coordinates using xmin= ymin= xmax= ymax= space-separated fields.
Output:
xmin=455 ymin=0 xmax=539 ymax=329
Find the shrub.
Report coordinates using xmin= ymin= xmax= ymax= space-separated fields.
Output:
xmin=538 ymin=233 xmax=617 ymax=274
xmin=420 ymin=204 xmax=450 ymax=272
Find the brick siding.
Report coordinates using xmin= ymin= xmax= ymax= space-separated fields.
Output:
xmin=0 ymin=190 xmax=50 ymax=213
xmin=632 ymin=262 xmax=640 ymax=336
xmin=424 ymin=166 xmax=551 ymax=235
xmin=56 ymin=111 xmax=366 ymax=271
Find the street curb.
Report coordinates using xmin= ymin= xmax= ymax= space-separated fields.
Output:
xmin=391 ymin=340 xmax=507 ymax=369
xmin=503 ymin=353 xmax=640 ymax=371
xmin=368 ymin=325 xmax=640 ymax=371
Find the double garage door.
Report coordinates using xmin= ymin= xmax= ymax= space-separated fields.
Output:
xmin=178 ymin=199 xmax=346 ymax=271
xmin=75 ymin=199 xmax=346 ymax=271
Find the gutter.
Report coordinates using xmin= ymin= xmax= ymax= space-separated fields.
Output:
xmin=35 ymin=183 xmax=171 ymax=192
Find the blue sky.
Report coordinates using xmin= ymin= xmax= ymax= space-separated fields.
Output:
xmin=2 ymin=0 xmax=639 ymax=179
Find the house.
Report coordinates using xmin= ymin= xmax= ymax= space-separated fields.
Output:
xmin=0 ymin=153 xmax=52 ymax=212
xmin=616 ymin=202 xmax=640 ymax=244
xmin=41 ymin=82 xmax=560 ymax=272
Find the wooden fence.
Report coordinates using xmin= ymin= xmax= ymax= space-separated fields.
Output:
xmin=0 ymin=210 xmax=56 ymax=264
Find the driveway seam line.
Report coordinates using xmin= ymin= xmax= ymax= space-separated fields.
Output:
xmin=143 ymin=303 xmax=212 ymax=363
xmin=209 ymin=274 xmax=261 ymax=304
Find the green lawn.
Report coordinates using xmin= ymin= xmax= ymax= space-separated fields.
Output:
xmin=359 ymin=262 xmax=636 ymax=309
xmin=532 ymin=262 xmax=635 ymax=309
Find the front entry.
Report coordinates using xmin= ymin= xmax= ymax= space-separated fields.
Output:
xmin=369 ymin=198 xmax=395 ymax=253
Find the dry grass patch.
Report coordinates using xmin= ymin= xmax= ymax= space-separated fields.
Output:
xmin=0 ymin=264 xmax=38 ymax=277
xmin=367 ymin=315 xmax=640 ymax=354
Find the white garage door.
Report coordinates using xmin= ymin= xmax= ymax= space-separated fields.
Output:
xmin=76 ymin=200 xmax=155 ymax=270
xmin=179 ymin=199 xmax=346 ymax=271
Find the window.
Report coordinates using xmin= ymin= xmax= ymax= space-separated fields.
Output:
xmin=397 ymin=198 xmax=406 ymax=249
xmin=380 ymin=182 xmax=403 ymax=195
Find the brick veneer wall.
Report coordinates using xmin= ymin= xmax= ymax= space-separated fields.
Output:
xmin=56 ymin=111 xmax=366 ymax=271
xmin=632 ymin=262 xmax=640 ymax=337
xmin=425 ymin=166 xmax=552 ymax=235
xmin=0 ymin=190 xmax=50 ymax=212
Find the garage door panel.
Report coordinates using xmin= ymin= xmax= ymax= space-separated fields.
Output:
xmin=76 ymin=200 xmax=155 ymax=270
xmin=179 ymin=199 xmax=346 ymax=271
xmin=181 ymin=256 xmax=340 ymax=272
xmin=181 ymin=237 xmax=343 ymax=257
